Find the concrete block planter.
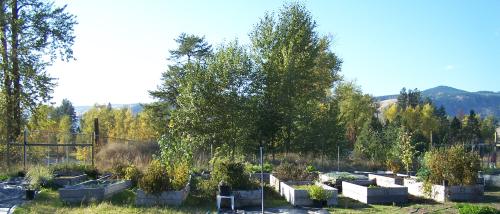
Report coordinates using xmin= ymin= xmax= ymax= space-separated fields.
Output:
xmin=233 ymin=189 xmax=262 ymax=208
xmin=53 ymin=174 xmax=87 ymax=187
xmin=270 ymin=174 xmax=281 ymax=193
xmin=135 ymin=177 xmax=191 ymax=206
xmin=280 ymin=181 xmax=338 ymax=206
xmin=483 ymin=174 xmax=500 ymax=188
xmin=342 ymin=180 xmax=408 ymax=204
xmin=320 ymin=172 xmax=368 ymax=193
xmin=368 ymin=174 xmax=404 ymax=186
xmin=59 ymin=180 xmax=131 ymax=203
xmin=403 ymin=178 xmax=483 ymax=202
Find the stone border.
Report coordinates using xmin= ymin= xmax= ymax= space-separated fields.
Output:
xmin=59 ymin=180 xmax=131 ymax=203
xmin=135 ymin=176 xmax=191 ymax=206
xmin=403 ymin=178 xmax=484 ymax=202
xmin=342 ymin=180 xmax=408 ymax=204
xmin=280 ymin=181 xmax=338 ymax=206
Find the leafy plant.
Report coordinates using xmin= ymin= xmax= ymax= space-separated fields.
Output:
xmin=305 ymin=165 xmax=317 ymax=173
xmin=211 ymin=156 xmax=256 ymax=190
xmin=171 ymin=161 xmax=190 ymax=190
xmin=274 ymin=162 xmax=315 ymax=181
xmin=245 ymin=162 xmax=273 ymax=173
xmin=308 ymin=185 xmax=332 ymax=201
xmin=138 ymin=160 xmax=170 ymax=194
xmin=26 ymin=165 xmax=53 ymax=190
xmin=124 ymin=165 xmax=142 ymax=187
xmin=456 ymin=204 xmax=499 ymax=214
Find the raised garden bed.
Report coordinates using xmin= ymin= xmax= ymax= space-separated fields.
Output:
xmin=368 ymin=173 xmax=404 ymax=186
xmin=280 ymin=181 xmax=337 ymax=206
xmin=135 ymin=176 xmax=191 ymax=206
xmin=342 ymin=180 xmax=408 ymax=204
xmin=233 ymin=189 xmax=262 ymax=208
xmin=270 ymin=174 xmax=281 ymax=193
xmin=403 ymin=178 xmax=484 ymax=202
xmin=320 ymin=172 xmax=368 ymax=193
xmin=482 ymin=174 xmax=500 ymax=188
xmin=249 ymin=173 xmax=270 ymax=184
xmin=59 ymin=180 xmax=131 ymax=203
xmin=53 ymin=174 xmax=87 ymax=187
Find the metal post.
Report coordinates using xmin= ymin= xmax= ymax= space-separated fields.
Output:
xmin=337 ymin=146 xmax=340 ymax=172
xmin=92 ymin=118 xmax=99 ymax=166
xmin=260 ymin=146 xmax=264 ymax=214
xmin=23 ymin=128 xmax=27 ymax=171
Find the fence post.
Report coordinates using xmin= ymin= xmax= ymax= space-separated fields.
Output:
xmin=23 ymin=128 xmax=27 ymax=171
xmin=92 ymin=118 xmax=99 ymax=166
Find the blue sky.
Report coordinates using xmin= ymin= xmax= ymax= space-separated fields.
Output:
xmin=50 ymin=0 xmax=500 ymax=106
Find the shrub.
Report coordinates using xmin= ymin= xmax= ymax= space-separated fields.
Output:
xmin=26 ymin=165 xmax=53 ymax=189
xmin=274 ymin=162 xmax=316 ymax=181
xmin=308 ymin=185 xmax=332 ymax=201
xmin=211 ymin=157 xmax=255 ymax=190
xmin=138 ymin=160 xmax=170 ymax=194
xmin=171 ymin=161 xmax=190 ymax=190
xmin=305 ymin=165 xmax=317 ymax=173
xmin=386 ymin=159 xmax=401 ymax=174
xmin=420 ymin=145 xmax=480 ymax=186
xmin=457 ymin=204 xmax=499 ymax=214
xmin=124 ymin=164 xmax=142 ymax=187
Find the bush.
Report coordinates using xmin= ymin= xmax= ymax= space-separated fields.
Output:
xmin=420 ymin=145 xmax=480 ymax=186
xmin=457 ymin=204 xmax=499 ymax=214
xmin=305 ymin=165 xmax=317 ymax=173
xmin=211 ymin=157 xmax=256 ymax=190
xmin=171 ymin=161 xmax=190 ymax=190
xmin=138 ymin=160 xmax=170 ymax=194
xmin=124 ymin=164 xmax=142 ymax=187
xmin=26 ymin=165 xmax=53 ymax=189
xmin=274 ymin=162 xmax=316 ymax=181
xmin=308 ymin=185 xmax=332 ymax=201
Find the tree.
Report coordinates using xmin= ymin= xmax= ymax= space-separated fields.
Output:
xmin=398 ymin=128 xmax=416 ymax=176
xmin=462 ymin=110 xmax=481 ymax=144
xmin=250 ymin=3 xmax=342 ymax=154
xmin=0 ymin=0 xmax=76 ymax=142
xmin=51 ymin=99 xmax=77 ymax=132
xmin=146 ymin=33 xmax=212 ymax=136
xmin=449 ymin=116 xmax=462 ymax=144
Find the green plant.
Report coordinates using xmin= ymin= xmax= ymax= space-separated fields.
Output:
xmin=211 ymin=157 xmax=256 ymax=190
xmin=138 ymin=160 xmax=170 ymax=194
xmin=457 ymin=204 xmax=499 ymax=214
xmin=245 ymin=162 xmax=273 ymax=173
xmin=305 ymin=165 xmax=317 ymax=173
xmin=308 ymin=185 xmax=332 ymax=201
xmin=368 ymin=184 xmax=379 ymax=188
xmin=26 ymin=165 xmax=53 ymax=189
xmin=171 ymin=161 xmax=190 ymax=190
xmin=124 ymin=164 xmax=142 ymax=187
xmin=274 ymin=162 xmax=315 ymax=181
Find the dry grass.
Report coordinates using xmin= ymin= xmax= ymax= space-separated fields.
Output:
xmin=95 ymin=142 xmax=159 ymax=172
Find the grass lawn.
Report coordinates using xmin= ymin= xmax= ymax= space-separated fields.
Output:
xmin=13 ymin=186 xmax=500 ymax=213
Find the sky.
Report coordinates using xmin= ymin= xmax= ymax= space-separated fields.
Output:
xmin=49 ymin=0 xmax=500 ymax=106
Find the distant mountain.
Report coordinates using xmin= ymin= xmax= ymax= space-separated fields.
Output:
xmin=377 ymin=86 xmax=500 ymax=118
xmin=75 ymin=103 xmax=144 ymax=116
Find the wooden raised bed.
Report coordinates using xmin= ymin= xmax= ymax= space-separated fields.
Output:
xmin=342 ymin=180 xmax=408 ymax=204
xmin=404 ymin=178 xmax=483 ymax=202
xmin=59 ymin=180 xmax=131 ymax=203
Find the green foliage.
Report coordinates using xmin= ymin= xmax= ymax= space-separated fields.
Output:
xmin=398 ymin=129 xmax=416 ymax=175
xmin=246 ymin=162 xmax=273 ymax=173
xmin=420 ymin=145 xmax=480 ymax=188
xmin=308 ymin=185 xmax=332 ymax=201
xmin=305 ymin=165 xmax=317 ymax=173
xmin=210 ymin=156 xmax=255 ymax=190
xmin=170 ymin=162 xmax=190 ymax=190
xmin=124 ymin=165 xmax=142 ymax=188
xmin=158 ymin=134 xmax=192 ymax=171
xmin=138 ymin=160 xmax=170 ymax=194
xmin=456 ymin=204 xmax=500 ymax=214
xmin=274 ymin=162 xmax=316 ymax=181
xmin=26 ymin=165 xmax=53 ymax=189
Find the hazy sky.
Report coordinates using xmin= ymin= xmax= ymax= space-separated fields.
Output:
xmin=49 ymin=0 xmax=500 ymax=106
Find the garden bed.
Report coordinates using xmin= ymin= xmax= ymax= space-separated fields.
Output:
xmin=270 ymin=174 xmax=281 ymax=193
xmin=342 ymin=180 xmax=408 ymax=204
xmin=135 ymin=176 xmax=191 ymax=206
xmin=482 ymin=174 xmax=500 ymax=188
xmin=233 ymin=189 xmax=262 ymax=208
xmin=404 ymin=178 xmax=484 ymax=202
xmin=280 ymin=181 xmax=337 ymax=206
xmin=368 ymin=173 xmax=404 ymax=186
xmin=53 ymin=174 xmax=87 ymax=187
xmin=249 ymin=173 xmax=270 ymax=184
xmin=59 ymin=179 xmax=131 ymax=203
xmin=320 ymin=171 xmax=368 ymax=193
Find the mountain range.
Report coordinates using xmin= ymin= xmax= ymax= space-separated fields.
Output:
xmin=377 ymin=86 xmax=500 ymax=118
